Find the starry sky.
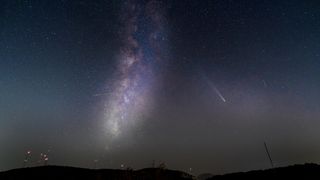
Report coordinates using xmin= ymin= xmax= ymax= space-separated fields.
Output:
xmin=1 ymin=0 xmax=320 ymax=175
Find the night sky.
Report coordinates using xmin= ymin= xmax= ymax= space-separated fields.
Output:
xmin=1 ymin=0 xmax=320 ymax=175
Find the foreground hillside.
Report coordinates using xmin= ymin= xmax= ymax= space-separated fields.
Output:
xmin=1 ymin=163 xmax=320 ymax=180
xmin=0 ymin=166 xmax=194 ymax=180
xmin=208 ymin=163 xmax=320 ymax=179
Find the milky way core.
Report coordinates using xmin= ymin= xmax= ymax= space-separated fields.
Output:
xmin=103 ymin=0 xmax=167 ymax=141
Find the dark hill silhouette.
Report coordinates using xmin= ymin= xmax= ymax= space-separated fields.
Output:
xmin=208 ymin=163 xmax=320 ymax=180
xmin=1 ymin=163 xmax=320 ymax=180
xmin=0 ymin=165 xmax=194 ymax=180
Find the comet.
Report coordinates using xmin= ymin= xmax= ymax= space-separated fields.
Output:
xmin=207 ymin=79 xmax=227 ymax=103
xmin=200 ymin=70 xmax=227 ymax=103
xmin=213 ymin=85 xmax=226 ymax=102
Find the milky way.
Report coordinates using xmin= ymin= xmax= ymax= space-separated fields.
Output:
xmin=103 ymin=0 xmax=167 ymax=141
xmin=3 ymin=0 xmax=320 ymax=173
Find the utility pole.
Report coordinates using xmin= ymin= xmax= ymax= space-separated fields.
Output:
xmin=264 ymin=142 xmax=274 ymax=168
